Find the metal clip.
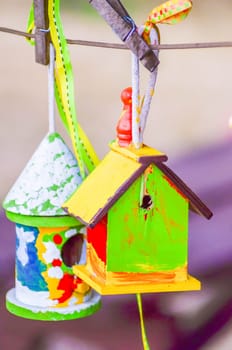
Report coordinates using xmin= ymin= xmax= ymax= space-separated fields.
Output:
xmin=88 ymin=0 xmax=159 ymax=72
xmin=34 ymin=0 xmax=50 ymax=65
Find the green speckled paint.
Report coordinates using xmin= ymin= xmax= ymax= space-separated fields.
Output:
xmin=53 ymin=152 xmax=65 ymax=161
xmin=5 ymin=199 xmax=17 ymax=209
xmin=41 ymin=200 xmax=56 ymax=212
xmin=60 ymin=175 xmax=74 ymax=188
xmin=3 ymin=132 xmax=82 ymax=217
xmin=48 ymin=133 xmax=59 ymax=142
xmin=48 ymin=184 xmax=59 ymax=192
xmin=107 ymin=165 xmax=188 ymax=273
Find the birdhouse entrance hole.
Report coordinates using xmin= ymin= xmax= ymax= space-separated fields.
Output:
xmin=61 ymin=234 xmax=84 ymax=267
xmin=140 ymin=194 xmax=153 ymax=210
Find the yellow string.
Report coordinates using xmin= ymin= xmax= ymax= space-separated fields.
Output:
xmin=136 ymin=294 xmax=151 ymax=350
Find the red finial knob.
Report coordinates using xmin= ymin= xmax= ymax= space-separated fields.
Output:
xmin=116 ymin=87 xmax=132 ymax=147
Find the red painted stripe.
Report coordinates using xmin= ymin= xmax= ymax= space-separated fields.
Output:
xmin=88 ymin=215 xmax=107 ymax=263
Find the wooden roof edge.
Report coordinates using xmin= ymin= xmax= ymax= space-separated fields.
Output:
xmin=110 ymin=141 xmax=168 ymax=164
xmin=138 ymin=154 xmax=168 ymax=164
xmin=156 ymin=162 xmax=213 ymax=220
xmin=62 ymin=207 xmax=90 ymax=226
xmin=63 ymin=154 xmax=213 ymax=227
xmin=81 ymin=163 xmax=149 ymax=228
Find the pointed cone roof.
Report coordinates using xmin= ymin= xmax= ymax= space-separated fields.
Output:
xmin=3 ymin=132 xmax=82 ymax=217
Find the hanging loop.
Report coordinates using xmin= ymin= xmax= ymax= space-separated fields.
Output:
xmin=131 ymin=24 xmax=160 ymax=149
xmin=48 ymin=43 xmax=55 ymax=133
xmin=131 ymin=53 xmax=141 ymax=149
xmin=139 ymin=25 xmax=160 ymax=143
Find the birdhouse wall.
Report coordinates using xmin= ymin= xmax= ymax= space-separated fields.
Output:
xmin=87 ymin=216 xmax=108 ymax=279
xmin=15 ymin=223 xmax=91 ymax=308
xmin=16 ymin=224 xmax=48 ymax=297
xmin=106 ymin=165 xmax=189 ymax=277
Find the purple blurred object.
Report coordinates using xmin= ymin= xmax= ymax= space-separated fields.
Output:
xmin=168 ymin=139 xmax=232 ymax=274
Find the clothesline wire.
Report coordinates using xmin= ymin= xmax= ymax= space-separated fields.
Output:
xmin=1 ymin=26 xmax=232 ymax=50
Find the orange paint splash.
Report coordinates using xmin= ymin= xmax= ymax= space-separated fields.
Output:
xmin=107 ymin=266 xmax=187 ymax=285
xmin=55 ymin=274 xmax=90 ymax=304
xmin=126 ymin=232 xmax=135 ymax=245
xmin=87 ymin=243 xmax=106 ymax=282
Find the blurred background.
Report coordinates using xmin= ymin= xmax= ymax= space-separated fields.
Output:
xmin=1 ymin=0 xmax=232 ymax=201
xmin=1 ymin=1 xmax=232 ymax=349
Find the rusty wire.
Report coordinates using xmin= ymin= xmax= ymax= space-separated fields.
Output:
xmin=1 ymin=26 xmax=232 ymax=51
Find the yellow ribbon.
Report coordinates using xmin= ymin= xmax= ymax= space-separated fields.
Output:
xmin=50 ymin=0 xmax=100 ymax=178
xmin=26 ymin=4 xmax=35 ymax=46
xmin=27 ymin=1 xmax=100 ymax=179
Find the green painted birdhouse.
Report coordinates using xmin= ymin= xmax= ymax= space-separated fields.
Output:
xmin=63 ymin=142 xmax=212 ymax=295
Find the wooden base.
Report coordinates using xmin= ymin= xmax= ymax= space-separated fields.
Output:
xmin=73 ymin=265 xmax=201 ymax=295
xmin=6 ymin=288 xmax=101 ymax=321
